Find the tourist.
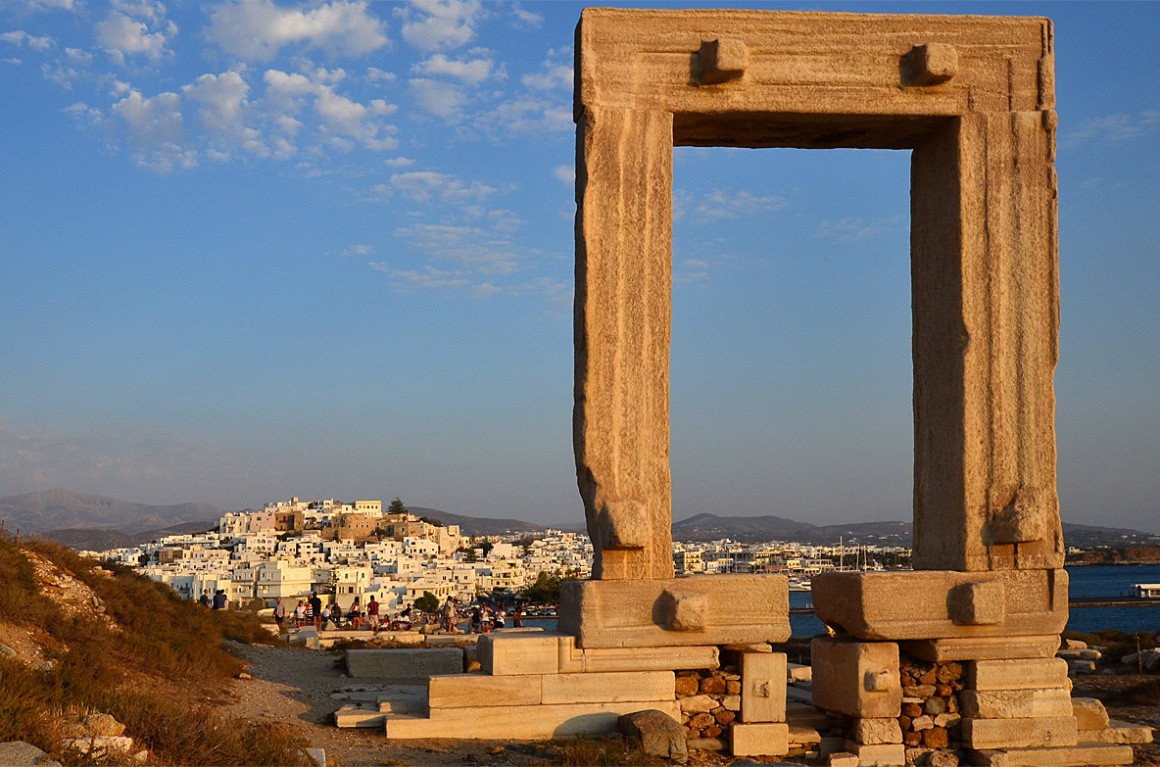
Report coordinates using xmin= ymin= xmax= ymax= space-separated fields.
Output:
xmin=513 ymin=603 xmax=523 ymax=628
xmin=304 ymin=599 xmax=313 ymax=627
xmin=331 ymin=601 xmax=343 ymax=630
xmin=321 ymin=604 xmax=331 ymax=631
xmin=350 ymin=598 xmax=362 ymax=630
xmin=198 ymin=589 xmax=210 ymax=608
xmin=470 ymin=605 xmax=482 ymax=634
xmin=367 ymin=596 xmax=380 ymax=632
xmin=440 ymin=596 xmax=456 ymax=632
xmin=294 ymin=600 xmax=306 ymax=628
xmin=309 ymin=592 xmax=323 ymax=630
xmin=495 ymin=607 xmax=506 ymax=630
xmin=212 ymin=589 xmax=227 ymax=610
xmin=273 ymin=597 xmax=286 ymax=632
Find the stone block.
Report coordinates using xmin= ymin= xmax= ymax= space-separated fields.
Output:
xmin=967 ymin=658 xmax=1070 ymax=691
xmin=740 ymin=651 xmax=787 ymax=723
xmin=384 ymin=700 xmax=682 ymax=740
xmin=541 ymin=670 xmax=674 ymax=705
xmin=828 ymin=754 xmax=859 ymax=767
xmin=788 ymin=724 xmax=822 ymax=746
xmin=478 ymin=633 xmax=560 ymax=676
xmin=427 ymin=674 xmax=542 ymax=710
xmin=901 ymin=635 xmax=1060 ymax=662
xmin=852 ymin=717 xmax=903 ymax=745
xmin=970 ymin=743 xmax=1135 ymax=766
xmin=561 ymin=637 xmax=719 ymax=673
xmin=812 ymin=570 xmax=1068 ymax=641
xmin=333 ymin=705 xmax=385 ymax=729
xmin=959 ymin=688 xmax=1072 ymax=719
xmin=730 ymin=722 xmax=789 ymax=757
xmin=1072 ymin=698 xmax=1110 ymax=731
xmin=1091 ymin=721 xmax=1154 ymax=744
xmin=961 ymin=716 xmax=1078 ymax=750
xmin=559 ymin=575 xmax=789 ymax=648
xmin=841 ymin=741 xmax=906 ymax=766
xmin=811 ymin=638 xmax=900 ymax=719
xmin=787 ymin=703 xmax=832 ymax=730
xmin=345 ymin=648 xmax=463 ymax=680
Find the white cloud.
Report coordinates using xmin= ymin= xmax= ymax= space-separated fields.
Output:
xmin=387 ymin=170 xmax=495 ymax=203
xmin=1062 ymin=109 xmax=1160 ymax=148
xmin=111 ymin=87 xmax=197 ymax=171
xmin=264 ymin=67 xmax=398 ymax=151
xmin=339 ymin=243 xmax=373 ymax=256
xmin=97 ymin=11 xmax=175 ymax=65
xmin=11 ymin=0 xmax=75 ymax=11
xmin=408 ymin=77 xmax=464 ymax=118
xmin=815 ymin=216 xmax=900 ymax=242
xmin=369 ymin=262 xmax=470 ymax=290
xmin=510 ymin=5 xmax=542 ymax=28
xmin=552 ymin=165 xmax=574 ymax=184
xmin=183 ymin=71 xmax=249 ymax=132
xmin=385 ymin=156 xmax=415 ymax=167
xmin=413 ymin=52 xmax=491 ymax=85
xmin=365 ymin=67 xmax=396 ymax=83
xmin=694 ymin=190 xmax=788 ymax=221
xmin=396 ymin=0 xmax=481 ymax=52
xmin=478 ymin=96 xmax=570 ymax=135
xmin=1 ymin=30 xmax=55 ymax=51
xmin=206 ymin=0 xmax=389 ymax=61
xmin=522 ymin=63 xmax=570 ymax=91
xmin=395 ymin=222 xmax=518 ymax=274
xmin=64 ymin=47 xmax=92 ymax=65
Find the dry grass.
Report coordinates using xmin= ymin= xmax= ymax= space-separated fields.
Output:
xmin=0 ymin=538 xmax=309 ymax=766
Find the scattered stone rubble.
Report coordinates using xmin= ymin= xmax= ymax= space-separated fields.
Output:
xmin=675 ymin=667 xmax=740 ymax=748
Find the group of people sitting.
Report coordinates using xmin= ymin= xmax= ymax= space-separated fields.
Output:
xmin=268 ymin=593 xmax=529 ymax=635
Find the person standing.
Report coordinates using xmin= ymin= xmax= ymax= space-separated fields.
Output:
xmin=198 ymin=589 xmax=211 ymax=608
xmin=295 ymin=600 xmax=306 ymax=628
xmin=367 ymin=597 xmax=380 ymax=632
xmin=309 ymin=592 xmax=323 ymax=629
xmin=273 ymin=597 xmax=286 ymax=632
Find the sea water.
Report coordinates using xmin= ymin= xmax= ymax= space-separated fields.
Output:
xmin=521 ymin=565 xmax=1160 ymax=639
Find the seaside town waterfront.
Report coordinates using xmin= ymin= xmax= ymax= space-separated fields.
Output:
xmin=84 ymin=496 xmax=1160 ymax=638
xmin=90 ymin=495 xmax=909 ymax=621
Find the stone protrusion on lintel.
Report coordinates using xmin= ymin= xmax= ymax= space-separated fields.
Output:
xmin=696 ymin=38 xmax=748 ymax=85
xmin=905 ymin=42 xmax=958 ymax=86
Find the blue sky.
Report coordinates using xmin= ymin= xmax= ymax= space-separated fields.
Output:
xmin=1 ymin=0 xmax=1157 ymax=533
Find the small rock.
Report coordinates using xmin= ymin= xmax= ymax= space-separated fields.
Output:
xmin=237 ymin=671 xmax=253 ymax=680
xmin=0 ymin=644 xmax=16 ymax=658
xmin=483 ymin=746 xmax=504 ymax=755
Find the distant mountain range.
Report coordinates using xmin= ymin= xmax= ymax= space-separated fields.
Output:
xmin=3 ymin=489 xmax=1156 ymax=551
xmin=0 ymin=489 xmax=224 ymax=535
xmin=409 ymin=507 xmax=551 ymax=537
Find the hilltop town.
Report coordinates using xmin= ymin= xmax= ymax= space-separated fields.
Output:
xmin=91 ymin=496 xmax=913 ymax=613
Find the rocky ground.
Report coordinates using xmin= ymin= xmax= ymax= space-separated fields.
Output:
xmin=219 ymin=641 xmax=1160 ymax=767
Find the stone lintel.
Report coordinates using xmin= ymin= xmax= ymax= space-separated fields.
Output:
xmin=970 ymin=743 xmax=1135 ymax=767
xmin=901 ymin=635 xmax=1061 ymax=662
xmin=812 ymin=570 xmax=1067 ymax=641
xmin=559 ymin=575 xmax=789 ymax=649
xmin=967 ymin=658 xmax=1070 ymax=691
xmin=961 ymin=716 xmax=1078 ymax=750
xmin=384 ymin=700 xmax=682 ymax=740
